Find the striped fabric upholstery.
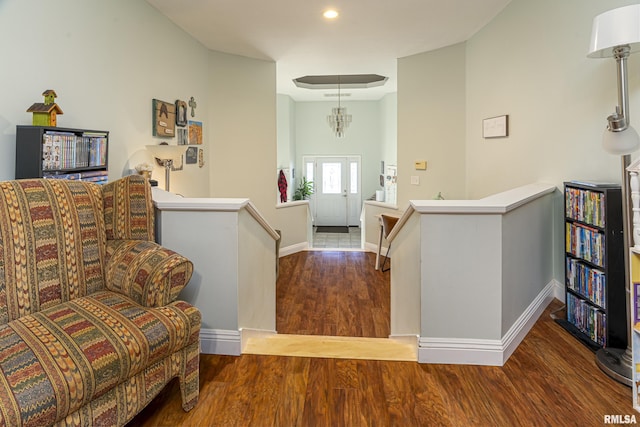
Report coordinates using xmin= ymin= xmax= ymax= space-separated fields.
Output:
xmin=105 ymin=240 xmax=193 ymax=307
xmin=102 ymin=174 xmax=154 ymax=242
xmin=0 ymin=177 xmax=200 ymax=426
xmin=0 ymin=179 xmax=106 ymax=323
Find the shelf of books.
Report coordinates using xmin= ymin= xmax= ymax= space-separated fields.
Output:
xmin=559 ymin=181 xmax=626 ymax=350
xmin=631 ymin=250 xmax=640 ymax=410
xmin=15 ymin=126 xmax=109 ymax=184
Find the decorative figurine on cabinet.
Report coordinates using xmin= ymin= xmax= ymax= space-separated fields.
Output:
xmin=26 ymin=89 xmax=64 ymax=126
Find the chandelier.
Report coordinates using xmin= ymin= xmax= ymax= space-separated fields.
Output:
xmin=327 ymin=77 xmax=352 ymax=137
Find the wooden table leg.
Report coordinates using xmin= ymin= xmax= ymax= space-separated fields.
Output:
xmin=375 ymin=222 xmax=383 ymax=270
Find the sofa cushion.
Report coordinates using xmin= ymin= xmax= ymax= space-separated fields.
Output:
xmin=102 ymin=174 xmax=155 ymax=242
xmin=105 ymin=240 xmax=193 ymax=307
xmin=0 ymin=290 xmax=200 ymax=426
xmin=0 ymin=180 xmax=107 ymax=325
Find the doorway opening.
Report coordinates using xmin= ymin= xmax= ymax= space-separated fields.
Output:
xmin=302 ymin=155 xmax=362 ymax=249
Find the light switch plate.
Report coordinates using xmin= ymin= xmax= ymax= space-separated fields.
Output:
xmin=411 ymin=176 xmax=419 ymax=185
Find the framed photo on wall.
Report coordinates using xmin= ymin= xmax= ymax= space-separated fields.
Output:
xmin=482 ymin=115 xmax=509 ymax=138
xmin=186 ymin=146 xmax=198 ymax=164
xmin=177 ymin=128 xmax=188 ymax=145
xmin=188 ymin=120 xmax=203 ymax=145
xmin=175 ymin=100 xmax=188 ymax=127
xmin=152 ymin=99 xmax=176 ymax=137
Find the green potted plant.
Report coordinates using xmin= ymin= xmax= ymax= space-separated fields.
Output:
xmin=293 ymin=176 xmax=314 ymax=200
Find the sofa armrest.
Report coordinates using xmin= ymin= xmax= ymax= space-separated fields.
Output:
xmin=105 ymin=240 xmax=193 ymax=307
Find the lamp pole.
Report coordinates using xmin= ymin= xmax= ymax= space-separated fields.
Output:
xmin=595 ymin=45 xmax=633 ymax=386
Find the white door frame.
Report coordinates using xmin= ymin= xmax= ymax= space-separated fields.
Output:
xmin=302 ymin=155 xmax=361 ymax=227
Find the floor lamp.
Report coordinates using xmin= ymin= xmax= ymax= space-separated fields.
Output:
xmin=145 ymin=144 xmax=187 ymax=192
xmin=588 ymin=4 xmax=640 ymax=386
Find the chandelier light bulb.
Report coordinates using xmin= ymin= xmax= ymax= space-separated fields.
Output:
xmin=327 ymin=77 xmax=352 ymax=138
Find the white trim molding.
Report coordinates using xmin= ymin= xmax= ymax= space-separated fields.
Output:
xmin=418 ymin=281 xmax=555 ymax=366
xmin=550 ymin=279 xmax=564 ymax=302
xmin=200 ymin=329 xmax=242 ymax=356
xmin=279 ymin=242 xmax=309 ymax=257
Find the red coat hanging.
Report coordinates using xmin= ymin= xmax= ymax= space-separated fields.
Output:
xmin=278 ymin=170 xmax=288 ymax=203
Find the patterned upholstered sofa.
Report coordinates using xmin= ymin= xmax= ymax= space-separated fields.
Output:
xmin=0 ymin=175 xmax=200 ymax=426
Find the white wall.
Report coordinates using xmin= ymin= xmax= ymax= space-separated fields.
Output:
xmin=465 ymin=0 xmax=640 ymax=282
xmin=0 ymin=0 xmax=211 ymax=197
xmin=397 ymin=43 xmax=467 ymax=207
xmin=294 ymin=100 xmax=383 ymax=200
xmin=238 ymin=209 xmax=276 ymax=332
xmin=208 ymin=51 xmax=277 ymax=218
xmin=465 ymin=0 xmax=640 ymax=200
xmin=277 ymin=94 xmax=296 ymax=202
xmin=389 ymin=211 xmax=421 ymax=337
xmin=380 ymin=93 xmax=398 ymax=172
xmin=272 ymin=202 xmax=311 ymax=250
xmin=156 ymin=208 xmax=240 ymax=331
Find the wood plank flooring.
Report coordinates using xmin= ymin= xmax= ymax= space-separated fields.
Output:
xmin=276 ymin=251 xmax=389 ymax=337
xmin=128 ymin=251 xmax=635 ymax=426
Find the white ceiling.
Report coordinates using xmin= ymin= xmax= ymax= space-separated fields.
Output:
xmin=146 ymin=0 xmax=511 ymax=101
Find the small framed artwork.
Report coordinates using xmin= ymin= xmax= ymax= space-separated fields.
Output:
xmin=152 ymin=99 xmax=176 ymax=137
xmin=177 ymin=128 xmax=188 ymax=145
xmin=198 ymin=148 xmax=205 ymax=168
xmin=482 ymin=115 xmax=509 ymax=138
xmin=186 ymin=146 xmax=198 ymax=164
xmin=188 ymin=120 xmax=203 ymax=145
xmin=175 ymin=100 xmax=188 ymax=127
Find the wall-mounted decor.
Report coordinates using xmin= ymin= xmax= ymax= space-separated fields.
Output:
xmin=186 ymin=146 xmax=198 ymax=164
xmin=175 ymin=100 xmax=187 ymax=127
xmin=153 ymin=99 xmax=176 ymax=137
xmin=188 ymin=96 xmax=197 ymax=117
xmin=482 ymin=115 xmax=509 ymax=138
xmin=188 ymin=120 xmax=203 ymax=145
xmin=177 ymin=128 xmax=188 ymax=145
xmin=198 ymin=148 xmax=205 ymax=168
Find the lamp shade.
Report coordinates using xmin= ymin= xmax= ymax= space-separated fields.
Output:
xmin=602 ymin=125 xmax=640 ymax=155
xmin=588 ymin=4 xmax=640 ymax=58
xmin=145 ymin=144 xmax=187 ymax=161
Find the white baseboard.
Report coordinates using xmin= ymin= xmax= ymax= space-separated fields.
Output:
xmin=363 ymin=241 xmax=386 ymax=255
xmin=200 ymin=329 xmax=241 ymax=356
xmin=200 ymin=281 xmax=559 ymax=363
xmin=200 ymin=328 xmax=279 ymax=355
xmin=418 ymin=281 xmax=555 ymax=366
xmin=550 ymin=278 xmax=564 ymax=301
xmin=501 ymin=281 xmax=555 ymax=362
xmin=280 ymin=241 xmax=383 ymax=256
xmin=279 ymin=242 xmax=309 ymax=257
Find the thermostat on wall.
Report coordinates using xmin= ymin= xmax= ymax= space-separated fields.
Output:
xmin=414 ymin=160 xmax=427 ymax=170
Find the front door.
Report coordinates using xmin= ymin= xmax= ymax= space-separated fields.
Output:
xmin=315 ymin=157 xmax=348 ymax=226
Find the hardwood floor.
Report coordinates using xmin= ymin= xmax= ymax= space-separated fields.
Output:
xmin=276 ymin=251 xmax=389 ymax=337
xmin=128 ymin=251 xmax=635 ymax=426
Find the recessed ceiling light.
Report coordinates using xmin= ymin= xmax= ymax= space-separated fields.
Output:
xmin=323 ymin=9 xmax=339 ymax=19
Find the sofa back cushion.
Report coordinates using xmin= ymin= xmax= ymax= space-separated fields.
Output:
xmin=102 ymin=174 xmax=154 ymax=241
xmin=0 ymin=179 xmax=107 ymax=324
